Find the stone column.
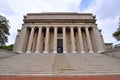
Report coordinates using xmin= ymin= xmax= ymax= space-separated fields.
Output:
xmin=93 ymin=27 xmax=104 ymax=53
xmin=35 ymin=27 xmax=42 ymax=53
xmin=53 ymin=27 xmax=57 ymax=53
xmin=17 ymin=27 xmax=27 ymax=53
xmin=63 ymin=27 xmax=67 ymax=53
xmin=26 ymin=27 xmax=34 ymax=53
xmin=78 ymin=27 xmax=85 ymax=53
xmin=70 ymin=27 xmax=76 ymax=53
xmin=43 ymin=27 xmax=49 ymax=53
xmin=85 ymin=27 xmax=94 ymax=53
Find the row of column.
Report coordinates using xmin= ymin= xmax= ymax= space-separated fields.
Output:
xmin=17 ymin=26 xmax=104 ymax=53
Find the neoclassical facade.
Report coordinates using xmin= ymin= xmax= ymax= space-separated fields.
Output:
xmin=13 ymin=13 xmax=105 ymax=53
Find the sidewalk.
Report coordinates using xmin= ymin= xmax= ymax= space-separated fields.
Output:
xmin=0 ymin=75 xmax=120 ymax=80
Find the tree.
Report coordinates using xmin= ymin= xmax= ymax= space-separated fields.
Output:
xmin=0 ymin=44 xmax=13 ymax=51
xmin=113 ymin=18 xmax=120 ymax=41
xmin=113 ymin=28 xmax=120 ymax=41
xmin=0 ymin=15 xmax=10 ymax=46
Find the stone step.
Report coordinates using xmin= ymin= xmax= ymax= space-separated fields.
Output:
xmin=0 ymin=52 xmax=120 ymax=75
xmin=53 ymin=54 xmax=70 ymax=74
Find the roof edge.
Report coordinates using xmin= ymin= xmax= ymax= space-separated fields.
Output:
xmin=27 ymin=12 xmax=93 ymax=15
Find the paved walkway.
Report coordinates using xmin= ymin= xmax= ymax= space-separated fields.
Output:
xmin=0 ymin=52 xmax=16 ymax=59
xmin=104 ymin=51 xmax=120 ymax=58
xmin=0 ymin=52 xmax=120 ymax=75
xmin=0 ymin=75 xmax=120 ymax=80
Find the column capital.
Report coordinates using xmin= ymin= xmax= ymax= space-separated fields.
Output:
xmin=77 ymin=26 xmax=82 ymax=28
xmin=69 ymin=26 xmax=74 ymax=28
xmin=29 ymin=26 xmax=35 ymax=28
xmin=54 ymin=27 xmax=57 ymax=29
xmin=38 ymin=27 xmax=42 ymax=29
xmin=62 ymin=27 xmax=66 ymax=29
xmin=85 ymin=27 xmax=89 ymax=29
xmin=22 ymin=26 xmax=27 ymax=29
xmin=46 ymin=27 xmax=50 ymax=28
xmin=92 ymin=26 xmax=98 ymax=29
xmin=70 ymin=27 xmax=74 ymax=29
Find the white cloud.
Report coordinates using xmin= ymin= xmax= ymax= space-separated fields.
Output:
xmin=83 ymin=0 xmax=120 ymax=44
xmin=5 ymin=0 xmax=81 ymax=14
xmin=0 ymin=0 xmax=16 ymax=15
xmin=97 ymin=17 xmax=119 ymax=43
xmin=0 ymin=0 xmax=81 ymax=45
xmin=95 ymin=0 xmax=120 ymax=19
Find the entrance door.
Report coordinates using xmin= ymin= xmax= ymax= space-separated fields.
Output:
xmin=57 ymin=39 xmax=63 ymax=53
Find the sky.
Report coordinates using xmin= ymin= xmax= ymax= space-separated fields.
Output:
xmin=0 ymin=0 xmax=120 ymax=45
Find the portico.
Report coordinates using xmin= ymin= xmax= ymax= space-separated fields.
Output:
xmin=13 ymin=13 xmax=105 ymax=53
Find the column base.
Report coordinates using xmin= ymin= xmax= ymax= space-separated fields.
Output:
xmin=35 ymin=51 xmax=40 ymax=53
xmin=43 ymin=51 xmax=48 ymax=53
xmin=72 ymin=51 xmax=76 ymax=53
xmin=63 ymin=51 xmax=67 ymax=53
xmin=17 ymin=51 xmax=23 ymax=53
xmin=97 ymin=51 xmax=103 ymax=53
xmin=53 ymin=51 xmax=57 ymax=53
xmin=26 ymin=51 xmax=31 ymax=53
xmin=89 ymin=51 xmax=94 ymax=53
xmin=80 ymin=51 xmax=85 ymax=53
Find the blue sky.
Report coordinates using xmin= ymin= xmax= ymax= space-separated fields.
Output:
xmin=80 ymin=0 xmax=93 ymax=11
xmin=0 ymin=0 xmax=120 ymax=45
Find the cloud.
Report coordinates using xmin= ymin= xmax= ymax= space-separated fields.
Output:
xmin=3 ymin=14 xmax=23 ymax=45
xmin=5 ymin=0 xmax=81 ymax=14
xmin=82 ymin=0 xmax=120 ymax=44
xmin=97 ymin=17 xmax=119 ymax=43
xmin=95 ymin=0 xmax=120 ymax=20
xmin=84 ymin=0 xmax=120 ymax=20
xmin=0 ymin=0 xmax=81 ymax=45
xmin=0 ymin=0 xmax=16 ymax=15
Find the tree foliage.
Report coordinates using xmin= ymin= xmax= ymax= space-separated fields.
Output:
xmin=113 ymin=18 xmax=120 ymax=41
xmin=113 ymin=24 xmax=120 ymax=41
xmin=113 ymin=27 xmax=120 ymax=41
xmin=0 ymin=44 xmax=13 ymax=51
xmin=0 ymin=15 xmax=10 ymax=46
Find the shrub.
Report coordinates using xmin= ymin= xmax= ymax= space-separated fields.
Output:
xmin=0 ymin=44 xmax=13 ymax=51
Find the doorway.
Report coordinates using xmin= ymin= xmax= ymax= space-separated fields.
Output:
xmin=57 ymin=39 xmax=63 ymax=53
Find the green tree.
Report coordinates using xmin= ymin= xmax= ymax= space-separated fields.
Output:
xmin=0 ymin=44 xmax=13 ymax=51
xmin=113 ymin=29 xmax=120 ymax=41
xmin=113 ymin=18 xmax=120 ymax=41
xmin=0 ymin=15 xmax=10 ymax=46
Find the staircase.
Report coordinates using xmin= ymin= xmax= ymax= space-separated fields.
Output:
xmin=53 ymin=54 xmax=70 ymax=74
